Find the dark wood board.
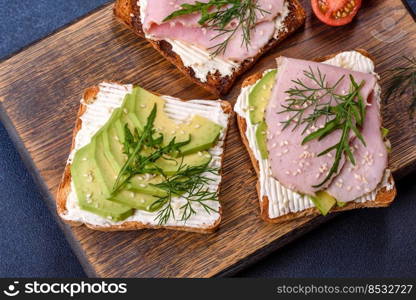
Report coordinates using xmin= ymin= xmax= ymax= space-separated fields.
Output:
xmin=0 ymin=0 xmax=415 ymax=278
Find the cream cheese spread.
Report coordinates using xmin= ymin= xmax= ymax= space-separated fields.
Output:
xmin=234 ymin=51 xmax=394 ymax=219
xmin=62 ymin=82 xmax=229 ymax=228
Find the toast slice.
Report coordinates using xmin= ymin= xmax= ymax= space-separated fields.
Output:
xmin=235 ymin=49 xmax=397 ymax=223
xmin=56 ymin=82 xmax=232 ymax=233
xmin=114 ymin=0 xmax=306 ymax=96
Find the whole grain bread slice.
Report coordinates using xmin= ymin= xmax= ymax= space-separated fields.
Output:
xmin=113 ymin=0 xmax=306 ymax=96
xmin=236 ymin=49 xmax=397 ymax=223
xmin=56 ymin=82 xmax=232 ymax=233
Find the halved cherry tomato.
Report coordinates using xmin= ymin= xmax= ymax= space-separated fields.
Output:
xmin=311 ymin=0 xmax=362 ymax=26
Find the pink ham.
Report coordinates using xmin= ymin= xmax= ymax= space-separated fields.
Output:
xmin=326 ymin=95 xmax=387 ymax=202
xmin=141 ymin=0 xmax=283 ymax=62
xmin=265 ymin=57 xmax=377 ymax=195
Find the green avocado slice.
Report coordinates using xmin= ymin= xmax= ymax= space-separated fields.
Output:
xmin=71 ymin=140 xmax=133 ymax=222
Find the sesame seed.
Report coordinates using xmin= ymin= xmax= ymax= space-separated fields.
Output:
xmin=347 ymin=186 xmax=352 ymax=191
xmin=139 ymin=184 xmax=147 ymax=188
xmin=140 ymin=104 xmax=146 ymax=108
xmin=285 ymin=171 xmax=290 ymax=175
xmin=378 ymin=153 xmax=384 ymax=157
xmin=283 ymin=149 xmax=288 ymax=154
xmin=276 ymin=152 xmax=282 ymax=157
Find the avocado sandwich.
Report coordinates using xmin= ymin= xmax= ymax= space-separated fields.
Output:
xmin=57 ymin=82 xmax=231 ymax=233
xmin=114 ymin=0 xmax=306 ymax=96
xmin=234 ymin=49 xmax=396 ymax=223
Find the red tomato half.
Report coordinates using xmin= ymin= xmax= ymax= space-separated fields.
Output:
xmin=311 ymin=0 xmax=362 ymax=26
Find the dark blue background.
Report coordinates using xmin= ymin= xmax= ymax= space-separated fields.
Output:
xmin=0 ymin=0 xmax=415 ymax=278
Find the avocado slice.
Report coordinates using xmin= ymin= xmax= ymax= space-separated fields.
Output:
xmin=154 ymin=151 xmax=211 ymax=175
xmin=133 ymin=87 xmax=222 ymax=155
xmin=103 ymin=114 xmax=178 ymax=197
xmin=71 ymin=86 xmax=222 ymax=219
xmin=309 ymin=191 xmax=337 ymax=216
xmin=255 ymin=121 xmax=269 ymax=159
xmin=248 ymin=69 xmax=277 ymax=124
xmin=71 ymin=140 xmax=133 ymax=221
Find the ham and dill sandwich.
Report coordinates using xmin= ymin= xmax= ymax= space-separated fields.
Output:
xmin=114 ymin=0 xmax=305 ymax=95
xmin=235 ymin=50 xmax=396 ymax=222
xmin=57 ymin=83 xmax=231 ymax=233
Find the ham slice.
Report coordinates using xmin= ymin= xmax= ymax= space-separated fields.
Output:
xmin=326 ymin=94 xmax=387 ymax=202
xmin=264 ymin=57 xmax=377 ymax=195
xmin=141 ymin=0 xmax=284 ymax=62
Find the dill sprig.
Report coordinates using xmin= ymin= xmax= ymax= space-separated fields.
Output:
xmin=385 ymin=56 xmax=416 ymax=114
xmin=111 ymin=104 xmax=190 ymax=195
xmin=279 ymin=67 xmax=366 ymax=188
xmin=163 ymin=0 xmax=268 ymax=57
xmin=150 ymin=163 xmax=219 ymax=225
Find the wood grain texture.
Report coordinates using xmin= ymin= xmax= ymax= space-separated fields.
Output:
xmin=0 ymin=0 xmax=415 ymax=278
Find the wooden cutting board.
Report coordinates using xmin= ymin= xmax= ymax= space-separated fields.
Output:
xmin=0 ymin=0 xmax=415 ymax=278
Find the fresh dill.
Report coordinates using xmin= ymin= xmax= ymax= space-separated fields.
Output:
xmin=385 ymin=56 xmax=416 ymax=115
xmin=150 ymin=163 xmax=219 ymax=225
xmin=279 ymin=67 xmax=367 ymax=188
xmin=163 ymin=0 xmax=268 ymax=57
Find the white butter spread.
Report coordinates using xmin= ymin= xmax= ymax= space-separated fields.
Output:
xmin=138 ymin=0 xmax=291 ymax=82
xmin=63 ymin=82 xmax=229 ymax=228
xmin=234 ymin=51 xmax=395 ymax=219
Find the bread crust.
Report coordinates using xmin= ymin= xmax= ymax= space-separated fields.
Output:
xmin=56 ymin=83 xmax=232 ymax=233
xmin=113 ymin=0 xmax=306 ymax=96
xmin=236 ymin=49 xmax=397 ymax=223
